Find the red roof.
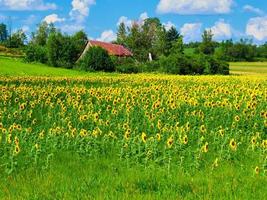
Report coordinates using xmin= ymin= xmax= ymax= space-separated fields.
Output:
xmin=89 ymin=40 xmax=133 ymax=57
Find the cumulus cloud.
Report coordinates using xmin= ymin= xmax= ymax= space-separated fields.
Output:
xmin=157 ymin=0 xmax=233 ymax=15
xmin=246 ymin=16 xmax=267 ymax=41
xmin=97 ymin=30 xmax=117 ymax=42
xmin=60 ymin=24 xmax=85 ymax=34
xmin=117 ymin=12 xmax=149 ymax=27
xmin=69 ymin=0 xmax=96 ymax=22
xmin=43 ymin=14 xmax=65 ymax=24
xmin=0 ymin=0 xmax=57 ymax=11
xmin=163 ymin=21 xmax=176 ymax=31
xmin=243 ymin=5 xmax=264 ymax=16
xmin=208 ymin=20 xmax=232 ymax=40
xmin=180 ymin=23 xmax=202 ymax=43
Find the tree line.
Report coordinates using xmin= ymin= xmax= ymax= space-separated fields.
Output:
xmin=1 ymin=18 xmax=267 ymax=74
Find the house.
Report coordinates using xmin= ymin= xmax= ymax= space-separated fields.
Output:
xmin=79 ymin=40 xmax=133 ymax=60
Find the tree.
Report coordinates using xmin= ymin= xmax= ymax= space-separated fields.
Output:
xmin=199 ymin=30 xmax=216 ymax=55
xmin=46 ymin=30 xmax=88 ymax=68
xmin=165 ymin=26 xmax=181 ymax=55
xmin=47 ymin=32 xmax=63 ymax=67
xmin=72 ymin=30 xmax=88 ymax=58
xmin=170 ymin=37 xmax=184 ymax=55
xmin=78 ymin=46 xmax=114 ymax=72
xmin=32 ymin=22 xmax=56 ymax=46
xmin=0 ymin=23 xmax=8 ymax=43
xmin=9 ymin=29 xmax=27 ymax=48
xmin=117 ymin=22 xmax=127 ymax=45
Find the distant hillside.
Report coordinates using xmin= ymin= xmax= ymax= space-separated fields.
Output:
xmin=0 ymin=45 xmax=24 ymax=58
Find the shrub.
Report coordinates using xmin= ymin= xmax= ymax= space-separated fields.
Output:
xmin=24 ymin=44 xmax=48 ymax=63
xmin=115 ymin=63 xmax=140 ymax=74
xmin=158 ymin=54 xmax=191 ymax=75
xmin=78 ymin=46 xmax=114 ymax=72
xmin=206 ymin=56 xmax=229 ymax=75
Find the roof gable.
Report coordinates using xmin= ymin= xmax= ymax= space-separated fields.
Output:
xmin=89 ymin=40 xmax=133 ymax=57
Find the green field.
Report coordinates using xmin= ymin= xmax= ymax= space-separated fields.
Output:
xmin=0 ymin=57 xmax=266 ymax=199
xmin=230 ymin=62 xmax=267 ymax=75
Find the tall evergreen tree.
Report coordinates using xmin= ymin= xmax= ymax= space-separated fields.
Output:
xmin=0 ymin=23 xmax=8 ymax=42
xmin=199 ymin=30 xmax=215 ymax=55
xmin=117 ymin=22 xmax=127 ymax=45
xmin=165 ymin=26 xmax=181 ymax=55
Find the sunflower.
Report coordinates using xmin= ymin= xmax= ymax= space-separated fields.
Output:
xmin=262 ymin=140 xmax=267 ymax=148
xmin=200 ymin=125 xmax=206 ymax=133
xmin=212 ymin=158 xmax=219 ymax=168
xmin=141 ymin=132 xmax=147 ymax=143
xmin=202 ymin=142 xmax=209 ymax=153
xmin=234 ymin=115 xmax=240 ymax=122
xmin=124 ymin=130 xmax=130 ymax=140
xmin=251 ymin=136 xmax=257 ymax=146
xmin=156 ymin=133 xmax=161 ymax=141
xmin=254 ymin=166 xmax=260 ymax=175
xmin=219 ymin=129 xmax=224 ymax=137
xmin=167 ymin=136 xmax=174 ymax=148
xmin=183 ymin=135 xmax=188 ymax=145
xmin=14 ymin=145 xmax=20 ymax=155
xmin=229 ymin=139 xmax=237 ymax=151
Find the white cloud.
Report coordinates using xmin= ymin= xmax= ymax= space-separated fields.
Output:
xmin=69 ymin=0 xmax=96 ymax=22
xmin=157 ymin=0 xmax=233 ymax=15
xmin=163 ymin=21 xmax=176 ymax=31
xmin=117 ymin=16 xmax=132 ymax=27
xmin=97 ymin=30 xmax=116 ymax=42
xmin=117 ymin=12 xmax=149 ymax=28
xmin=243 ymin=5 xmax=264 ymax=16
xmin=139 ymin=12 xmax=149 ymax=21
xmin=21 ymin=25 xmax=30 ymax=33
xmin=0 ymin=0 xmax=56 ymax=10
xmin=60 ymin=24 xmax=85 ymax=34
xmin=180 ymin=23 xmax=202 ymax=43
xmin=43 ymin=14 xmax=65 ymax=24
xmin=246 ymin=16 xmax=267 ymax=41
xmin=208 ymin=20 xmax=232 ymax=40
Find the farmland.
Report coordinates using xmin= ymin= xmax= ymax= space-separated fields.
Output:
xmin=0 ymin=58 xmax=267 ymax=199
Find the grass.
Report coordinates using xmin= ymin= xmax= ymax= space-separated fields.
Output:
xmin=1 ymin=152 xmax=266 ymax=200
xmin=0 ymin=56 xmax=119 ymax=77
xmin=230 ymin=62 xmax=267 ymax=75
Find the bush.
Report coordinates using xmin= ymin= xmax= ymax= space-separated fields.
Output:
xmin=158 ymin=54 xmax=191 ymax=75
xmin=206 ymin=56 xmax=229 ymax=75
xmin=47 ymin=32 xmax=82 ymax=69
xmin=78 ymin=47 xmax=114 ymax=72
xmin=24 ymin=44 xmax=48 ymax=63
xmin=115 ymin=63 xmax=140 ymax=74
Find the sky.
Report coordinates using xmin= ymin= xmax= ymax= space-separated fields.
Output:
xmin=0 ymin=0 xmax=267 ymax=44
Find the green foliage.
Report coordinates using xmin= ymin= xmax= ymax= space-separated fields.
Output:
xmin=115 ymin=63 xmax=140 ymax=74
xmin=0 ymin=23 xmax=8 ymax=42
xmin=47 ymin=32 xmax=82 ymax=68
xmin=117 ymin=22 xmax=127 ymax=46
xmin=8 ymin=29 xmax=27 ymax=48
xmin=199 ymin=30 xmax=216 ymax=55
xmin=78 ymin=46 xmax=114 ymax=72
xmin=31 ymin=22 xmax=56 ymax=46
xmin=24 ymin=44 xmax=48 ymax=63
xmin=206 ymin=56 xmax=230 ymax=75
xmin=165 ymin=26 xmax=181 ymax=56
xmin=216 ymin=39 xmax=257 ymax=62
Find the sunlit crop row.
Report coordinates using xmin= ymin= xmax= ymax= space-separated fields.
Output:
xmin=0 ymin=75 xmax=266 ymax=175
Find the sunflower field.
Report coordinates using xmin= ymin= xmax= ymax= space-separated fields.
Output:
xmin=0 ymin=75 xmax=267 ymax=198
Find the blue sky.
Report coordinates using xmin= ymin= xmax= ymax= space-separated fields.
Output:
xmin=0 ymin=0 xmax=267 ymax=43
